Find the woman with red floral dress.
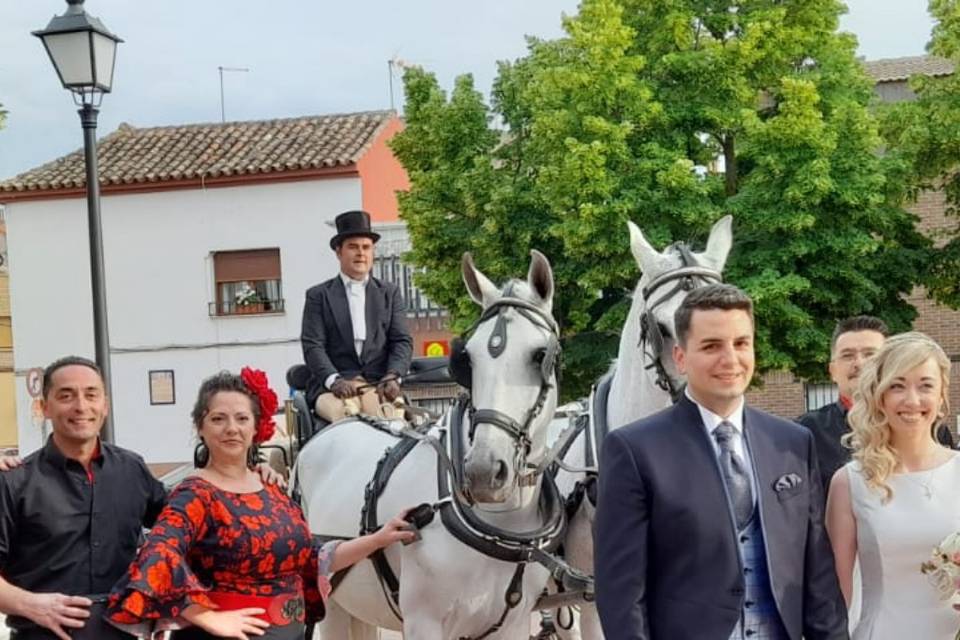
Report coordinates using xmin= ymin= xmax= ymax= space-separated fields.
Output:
xmin=105 ymin=369 xmax=413 ymax=639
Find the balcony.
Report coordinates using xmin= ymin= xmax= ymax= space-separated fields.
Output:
xmin=209 ymin=298 xmax=285 ymax=317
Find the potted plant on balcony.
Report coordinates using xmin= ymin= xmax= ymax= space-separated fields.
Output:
xmin=234 ymin=283 xmax=265 ymax=314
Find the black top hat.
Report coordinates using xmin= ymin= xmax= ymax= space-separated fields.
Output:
xmin=330 ymin=210 xmax=381 ymax=249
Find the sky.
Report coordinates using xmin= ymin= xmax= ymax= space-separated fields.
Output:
xmin=0 ymin=0 xmax=938 ymax=181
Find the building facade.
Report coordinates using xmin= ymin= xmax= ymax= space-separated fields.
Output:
xmin=0 ymin=208 xmax=15 ymax=449
xmin=0 ymin=110 xmax=431 ymax=462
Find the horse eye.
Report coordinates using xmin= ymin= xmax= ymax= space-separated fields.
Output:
xmin=658 ymin=322 xmax=672 ymax=338
xmin=532 ymin=348 xmax=546 ymax=364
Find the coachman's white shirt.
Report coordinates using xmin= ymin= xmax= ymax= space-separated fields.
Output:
xmin=323 ymin=272 xmax=369 ymax=388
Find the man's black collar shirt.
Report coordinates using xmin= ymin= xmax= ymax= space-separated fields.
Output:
xmin=796 ymin=400 xmax=849 ymax=500
xmin=0 ymin=437 xmax=166 ymax=601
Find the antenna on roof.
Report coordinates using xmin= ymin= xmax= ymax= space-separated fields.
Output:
xmin=218 ymin=66 xmax=250 ymax=122
xmin=388 ymin=57 xmax=420 ymax=112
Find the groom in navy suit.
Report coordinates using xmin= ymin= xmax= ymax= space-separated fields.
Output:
xmin=595 ymin=284 xmax=847 ymax=640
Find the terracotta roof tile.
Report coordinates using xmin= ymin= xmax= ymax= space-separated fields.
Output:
xmin=0 ymin=110 xmax=395 ymax=194
xmin=862 ymin=55 xmax=955 ymax=83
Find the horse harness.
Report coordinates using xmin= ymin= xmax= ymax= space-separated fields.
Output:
xmin=563 ymin=250 xmax=723 ymax=516
xmin=449 ymin=293 xmax=562 ymax=467
xmin=329 ymin=296 xmax=590 ymax=640
xmin=639 ymin=242 xmax=722 ymax=399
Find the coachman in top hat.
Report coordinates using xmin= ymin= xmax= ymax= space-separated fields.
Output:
xmin=300 ymin=210 xmax=413 ymax=423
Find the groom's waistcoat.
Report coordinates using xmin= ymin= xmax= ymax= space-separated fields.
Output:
xmin=732 ymin=514 xmax=788 ymax=640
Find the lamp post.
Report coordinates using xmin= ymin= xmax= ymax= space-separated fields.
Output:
xmin=33 ymin=0 xmax=122 ymax=442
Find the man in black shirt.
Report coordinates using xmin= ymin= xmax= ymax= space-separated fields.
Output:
xmin=0 ymin=357 xmax=165 ymax=640
xmin=796 ymin=316 xmax=888 ymax=503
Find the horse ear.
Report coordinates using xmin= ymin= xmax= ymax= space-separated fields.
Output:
xmin=527 ymin=250 xmax=554 ymax=310
xmin=628 ymin=220 xmax=659 ymax=272
xmin=702 ymin=215 xmax=733 ymax=270
xmin=462 ymin=252 xmax=500 ymax=306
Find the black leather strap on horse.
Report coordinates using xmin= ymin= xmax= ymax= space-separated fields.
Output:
xmin=440 ymin=409 xmax=567 ymax=557
xmin=359 ymin=436 xmax=421 ymax=620
xmin=459 ymin=563 xmax=526 ymax=640
xmin=589 ymin=373 xmax=614 ymax=466
xmin=636 ymin=244 xmax=722 ymax=399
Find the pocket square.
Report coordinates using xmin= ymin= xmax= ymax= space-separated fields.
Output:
xmin=773 ymin=473 xmax=803 ymax=492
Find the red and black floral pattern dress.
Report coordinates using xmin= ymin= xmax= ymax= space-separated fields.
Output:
xmin=106 ymin=476 xmax=338 ymax=639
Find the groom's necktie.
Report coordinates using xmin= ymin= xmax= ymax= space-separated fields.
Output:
xmin=714 ymin=421 xmax=754 ymax=530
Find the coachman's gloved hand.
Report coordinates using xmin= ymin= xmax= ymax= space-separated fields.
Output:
xmin=377 ymin=376 xmax=401 ymax=402
xmin=330 ymin=378 xmax=357 ymax=399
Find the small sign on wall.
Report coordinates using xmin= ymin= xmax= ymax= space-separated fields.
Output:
xmin=149 ymin=370 xmax=176 ymax=405
xmin=25 ymin=367 xmax=44 ymax=398
xmin=423 ymin=340 xmax=449 ymax=357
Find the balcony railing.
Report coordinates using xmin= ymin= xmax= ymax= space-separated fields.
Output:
xmin=209 ymin=298 xmax=285 ymax=317
xmin=373 ymin=255 xmax=447 ymax=320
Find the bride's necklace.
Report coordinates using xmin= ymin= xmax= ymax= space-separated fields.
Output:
xmin=902 ymin=452 xmax=952 ymax=499
xmin=910 ymin=469 xmax=937 ymax=499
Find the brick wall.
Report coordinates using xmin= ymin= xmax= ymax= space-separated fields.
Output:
xmin=948 ymin=367 xmax=960 ymax=436
xmin=747 ymin=370 xmax=806 ymax=420
xmin=906 ymin=189 xmax=960 ymax=356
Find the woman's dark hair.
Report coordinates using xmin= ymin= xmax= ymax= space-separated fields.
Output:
xmin=191 ymin=371 xmax=260 ymax=429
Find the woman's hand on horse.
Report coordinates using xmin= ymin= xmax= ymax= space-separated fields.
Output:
xmin=375 ymin=511 xmax=417 ymax=547
xmin=182 ymin=605 xmax=269 ymax=639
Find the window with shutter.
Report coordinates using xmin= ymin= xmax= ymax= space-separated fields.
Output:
xmin=211 ymin=248 xmax=283 ymax=316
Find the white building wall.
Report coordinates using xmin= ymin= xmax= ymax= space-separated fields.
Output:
xmin=6 ymin=177 xmax=361 ymax=461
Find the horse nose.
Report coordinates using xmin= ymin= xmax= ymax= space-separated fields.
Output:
xmin=465 ymin=449 xmax=510 ymax=496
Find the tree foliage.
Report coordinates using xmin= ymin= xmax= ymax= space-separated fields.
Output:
xmin=393 ymin=0 xmax=930 ymax=397
xmin=879 ymin=0 xmax=960 ymax=308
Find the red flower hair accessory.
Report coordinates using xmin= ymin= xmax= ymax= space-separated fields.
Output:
xmin=240 ymin=367 xmax=278 ymax=443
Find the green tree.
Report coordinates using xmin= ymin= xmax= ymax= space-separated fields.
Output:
xmin=880 ymin=0 xmax=960 ymax=308
xmin=393 ymin=0 xmax=693 ymax=397
xmin=394 ymin=0 xmax=930 ymax=397
xmin=620 ymin=0 xmax=929 ymax=378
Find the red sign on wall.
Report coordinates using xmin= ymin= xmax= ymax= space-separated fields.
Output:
xmin=423 ymin=340 xmax=449 ymax=357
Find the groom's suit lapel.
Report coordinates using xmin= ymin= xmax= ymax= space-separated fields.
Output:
xmin=675 ymin=395 xmax=741 ymax=548
xmin=743 ymin=407 xmax=776 ymax=518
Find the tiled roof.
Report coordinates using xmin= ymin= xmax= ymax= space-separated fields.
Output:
xmin=863 ymin=55 xmax=955 ymax=83
xmin=0 ymin=110 xmax=395 ymax=194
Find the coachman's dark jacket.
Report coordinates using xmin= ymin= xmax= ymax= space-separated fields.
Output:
xmin=300 ymin=275 xmax=413 ymax=408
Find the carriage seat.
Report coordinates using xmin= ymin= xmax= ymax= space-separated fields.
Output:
xmin=285 ymin=357 xmax=454 ymax=450
xmin=285 ymin=356 xmax=454 ymax=393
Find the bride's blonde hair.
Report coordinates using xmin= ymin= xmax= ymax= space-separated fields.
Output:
xmin=844 ymin=332 xmax=950 ymax=503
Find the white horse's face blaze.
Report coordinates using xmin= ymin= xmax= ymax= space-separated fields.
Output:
xmin=461 ymin=251 xmax=557 ymax=505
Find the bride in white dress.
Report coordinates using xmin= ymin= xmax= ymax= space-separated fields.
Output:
xmin=826 ymin=332 xmax=960 ymax=639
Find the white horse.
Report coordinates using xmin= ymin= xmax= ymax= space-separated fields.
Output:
xmin=550 ymin=215 xmax=733 ymax=639
xmin=297 ymin=250 xmax=572 ymax=639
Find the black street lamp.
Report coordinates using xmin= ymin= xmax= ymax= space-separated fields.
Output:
xmin=33 ymin=0 xmax=122 ymax=442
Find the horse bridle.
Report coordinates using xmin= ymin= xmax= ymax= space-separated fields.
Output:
xmin=639 ymin=243 xmax=722 ymax=399
xmin=451 ymin=294 xmax=560 ymax=483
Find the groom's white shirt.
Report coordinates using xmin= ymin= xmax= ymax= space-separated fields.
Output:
xmin=687 ymin=387 xmax=757 ymax=506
